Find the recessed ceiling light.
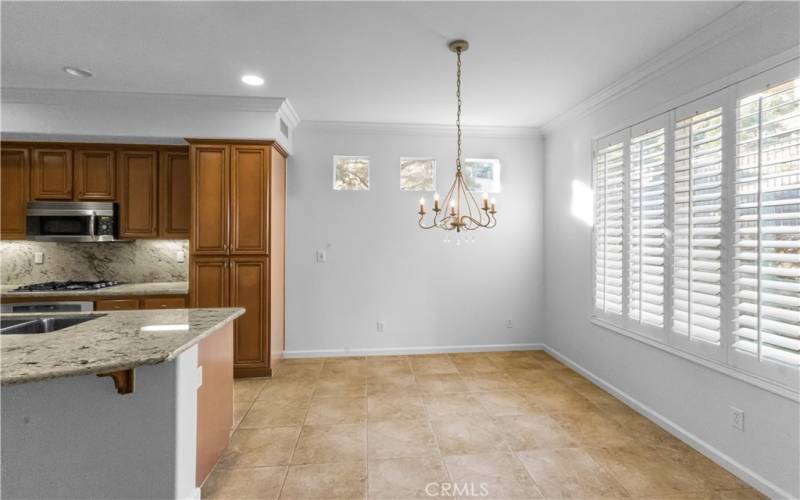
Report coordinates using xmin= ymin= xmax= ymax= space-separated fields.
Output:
xmin=63 ymin=66 xmax=93 ymax=78
xmin=241 ymin=74 xmax=265 ymax=86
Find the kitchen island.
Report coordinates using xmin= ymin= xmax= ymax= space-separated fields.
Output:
xmin=1 ymin=307 xmax=244 ymax=500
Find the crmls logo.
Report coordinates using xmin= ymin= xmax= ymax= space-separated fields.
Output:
xmin=425 ymin=482 xmax=490 ymax=497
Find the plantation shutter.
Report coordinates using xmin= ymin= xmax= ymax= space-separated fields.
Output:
xmin=733 ymin=76 xmax=800 ymax=368
xmin=673 ymin=99 xmax=725 ymax=348
xmin=629 ymin=125 xmax=666 ymax=327
xmin=594 ymin=139 xmax=626 ymax=315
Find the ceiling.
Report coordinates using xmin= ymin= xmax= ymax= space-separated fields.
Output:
xmin=2 ymin=1 xmax=741 ymax=127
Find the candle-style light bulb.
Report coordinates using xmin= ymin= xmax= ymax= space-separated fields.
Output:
xmin=449 ymin=199 xmax=457 ymax=216
xmin=482 ymin=192 xmax=489 ymax=210
xmin=419 ymin=197 xmax=425 ymax=214
xmin=490 ymin=197 xmax=497 ymax=212
xmin=433 ymin=192 xmax=440 ymax=211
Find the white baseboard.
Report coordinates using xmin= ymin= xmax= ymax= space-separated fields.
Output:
xmin=283 ymin=343 xmax=544 ymax=358
xmin=543 ymin=345 xmax=794 ymax=500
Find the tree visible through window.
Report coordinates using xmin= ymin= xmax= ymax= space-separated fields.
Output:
xmin=400 ymin=158 xmax=436 ymax=191
xmin=333 ymin=156 xmax=369 ymax=190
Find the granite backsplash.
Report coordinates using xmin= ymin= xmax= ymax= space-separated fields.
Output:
xmin=0 ymin=240 xmax=188 ymax=285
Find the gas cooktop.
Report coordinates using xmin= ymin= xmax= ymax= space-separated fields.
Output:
xmin=12 ymin=280 xmax=122 ymax=292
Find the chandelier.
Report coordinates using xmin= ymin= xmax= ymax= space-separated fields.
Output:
xmin=418 ymin=39 xmax=497 ymax=232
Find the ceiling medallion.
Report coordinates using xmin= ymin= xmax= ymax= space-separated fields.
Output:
xmin=418 ymin=39 xmax=497 ymax=233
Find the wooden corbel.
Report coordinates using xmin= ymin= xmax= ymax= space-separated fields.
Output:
xmin=97 ymin=368 xmax=135 ymax=395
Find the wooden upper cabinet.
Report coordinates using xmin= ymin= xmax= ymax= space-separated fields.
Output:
xmin=231 ymin=145 xmax=269 ymax=255
xmin=190 ymin=257 xmax=229 ymax=308
xmin=31 ymin=148 xmax=73 ymax=200
xmin=159 ymin=150 xmax=190 ymax=238
xmin=230 ymin=256 xmax=268 ymax=370
xmin=118 ymin=150 xmax=159 ymax=239
xmin=191 ymin=145 xmax=229 ymax=255
xmin=1 ymin=148 xmax=30 ymax=239
xmin=74 ymin=149 xmax=115 ymax=201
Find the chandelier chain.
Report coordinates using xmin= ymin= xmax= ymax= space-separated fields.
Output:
xmin=456 ymin=47 xmax=462 ymax=172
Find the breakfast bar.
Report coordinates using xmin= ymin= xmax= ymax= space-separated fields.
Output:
xmin=1 ymin=307 xmax=244 ymax=500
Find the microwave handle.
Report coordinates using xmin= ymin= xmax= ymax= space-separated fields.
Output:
xmin=89 ymin=212 xmax=96 ymax=238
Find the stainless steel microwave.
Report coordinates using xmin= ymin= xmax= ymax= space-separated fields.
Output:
xmin=26 ymin=202 xmax=117 ymax=242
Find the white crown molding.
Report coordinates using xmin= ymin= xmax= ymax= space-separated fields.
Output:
xmin=277 ymin=99 xmax=301 ymax=129
xmin=543 ymin=2 xmax=782 ymax=134
xmin=1 ymin=86 xmax=291 ymax=113
xmin=299 ymin=120 xmax=542 ymax=139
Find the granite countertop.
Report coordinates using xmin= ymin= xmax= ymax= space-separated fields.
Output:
xmin=0 ymin=281 xmax=189 ymax=298
xmin=0 ymin=308 xmax=244 ymax=386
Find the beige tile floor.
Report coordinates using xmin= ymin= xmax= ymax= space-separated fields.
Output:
xmin=203 ymin=351 xmax=765 ymax=500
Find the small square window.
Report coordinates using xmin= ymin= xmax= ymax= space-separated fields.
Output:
xmin=463 ymin=158 xmax=501 ymax=193
xmin=400 ymin=158 xmax=436 ymax=191
xmin=333 ymin=156 xmax=369 ymax=191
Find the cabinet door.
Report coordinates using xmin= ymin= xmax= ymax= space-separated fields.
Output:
xmin=74 ymin=149 xmax=115 ymax=200
xmin=1 ymin=148 xmax=29 ymax=240
xmin=95 ymin=298 xmax=140 ymax=311
xmin=230 ymin=256 xmax=269 ymax=376
xmin=230 ymin=145 xmax=269 ymax=255
xmin=191 ymin=257 xmax=229 ymax=308
xmin=142 ymin=296 xmax=187 ymax=309
xmin=31 ymin=148 xmax=73 ymax=200
xmin=191 ymin=145 xmax=229 ymax=255
xmin=159 ymin=150 xmax=190 ymax=238
xmin=118 ymin=150 xmax=159 ymax=238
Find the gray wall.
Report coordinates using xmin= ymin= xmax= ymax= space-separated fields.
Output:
xmin=542 ymin=5 xmax=800 ymax=497
xmin=285 ymin=124 xmax=544 ymax=355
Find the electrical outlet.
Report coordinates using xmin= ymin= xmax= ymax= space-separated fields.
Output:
xmin=376 ymin=320 xmax=384 ymax=333
xmin=34 ymin=252 xmax=44 ymax=265
xmin=176 ymin=250 xmax=185 ymax=263
xmin=316 ymin=250 xmax=327 ymax=263
xmin=731 ymin=406 xmax=745 ymax=431
xmin=506 ymin=319 xmax=513 ymax=329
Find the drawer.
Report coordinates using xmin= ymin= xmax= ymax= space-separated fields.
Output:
xmin=95 ymin=299 xmax=140 ymax=311
xmin=142 ymin=297 xmax=187 ymax=310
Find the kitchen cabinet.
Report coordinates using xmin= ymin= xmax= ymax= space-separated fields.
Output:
xmin=190 ymin=257 xmax=229 ymax=308
xmin=118 ymin=150 xmax=159 ymax=239
xmin=231 ymin=257 xmax=269 ymax=371
xmin=142 ymin=296 xmax=187 ymax=309
xmin=1 ymin=148 xmax=29 ymax=240
xmin=231 ymin=145 xmax=269 ymax=254
xmin=191 ymin=145 xmax=229 ymax=255
xmin=188 ymin=140 xmax=287 ymax=378
xmin=31 ymin=148 xmax=73 ymax=200
xmin=159 ymin=150 xmax=190 ymax=238
xmin=95 ymin=299 xmax=140 ymax=311
xmin=74 ymin=149 xmax=116 ymax=200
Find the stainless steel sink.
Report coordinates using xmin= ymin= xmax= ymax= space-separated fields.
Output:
xmin=0 ymin=315 xmax=105 ymax=335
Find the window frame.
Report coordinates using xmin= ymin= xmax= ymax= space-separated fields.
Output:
xmin=589 ymin=58 xmax=800 ymax=395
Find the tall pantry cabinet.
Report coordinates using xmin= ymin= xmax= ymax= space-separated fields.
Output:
xmin=188 ymin=140 xmax=286 ymax=378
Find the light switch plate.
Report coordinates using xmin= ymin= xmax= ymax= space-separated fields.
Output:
xmin=316 ymin=250 xmax=327 ymax=263
xmin=34 ymin=252 xmax=44 ymax=265
xmin=176 ymin=250 xmax=185 ymax=263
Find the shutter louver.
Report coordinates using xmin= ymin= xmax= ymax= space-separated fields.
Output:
xmin=673 ymin=107 xmax=724 ymax=344
xmin=594 ymin=142 xmax=625 ymax=315
xmin=734 ymin=78 xmax=800 ymax=367
xmin=629 ymin=128 xmax=666 ymax=327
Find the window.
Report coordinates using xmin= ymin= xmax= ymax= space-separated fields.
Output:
xmin=400 ymin=158 xmax=436 ymax=191
xmin=733 ymin=78 xmax=800 ymax=368
xmin=629 ymin=127 xmax=666 ymax=327
xmin=463 ymin=158 xmax=501 ymax=192
xmin=673 ymin=106 xmax=724 ymax=347
xmin=594 ymin=141 xmax=625 ymax=315
xmin=333 ymin=156 xmax=369 ymax=190
xmin=591 ymin=60 xmax=799 ymax=390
